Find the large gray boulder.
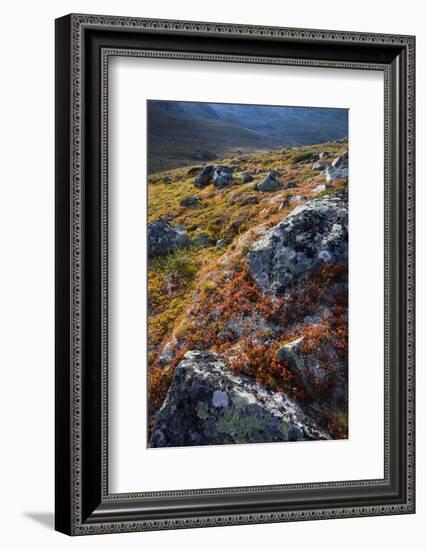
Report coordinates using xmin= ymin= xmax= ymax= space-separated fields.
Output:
xmin=148 ymin=218 xmax=190 ymax=257
xmin=248 ymin=191 xmax=348 ymax=295
xmin=150 ymin=351 xmax=330 ymax=447
xmin=213 ymin=166 xmax=233 ymax=188
xmin=325 ymin=153 xmax=348 ymax=182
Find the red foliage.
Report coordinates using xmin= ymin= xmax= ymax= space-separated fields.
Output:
xmin=148 ymin=262 xmax=349 ymax=439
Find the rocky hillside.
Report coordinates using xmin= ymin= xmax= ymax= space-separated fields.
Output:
xmin=147 ymin=140 xmax=349 ymax=446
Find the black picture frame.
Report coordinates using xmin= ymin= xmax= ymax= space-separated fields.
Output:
xmin=55 ymin=13 xmax=415 ymax=535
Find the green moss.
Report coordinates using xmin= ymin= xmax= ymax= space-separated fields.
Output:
xmin=291 ymin=151 xmax=314 ymax=164
xmin=314 ymin=185 xmax=348 ymax=199
xmin=196 ymin=401 xmax=209 ymax=420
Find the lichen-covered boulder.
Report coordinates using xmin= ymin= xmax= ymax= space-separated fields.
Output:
xmin=242 ymin=172 xmax=254 ymax=183
xmin=148 ymin=218 xmax=190 ymax=257
xmin=247 ymin=191 xmax=348 ymax=295
xmin=213 ymin=166 xmax=233 ymax=188
xmin=150 ymin=350 xmax=330 ymax=447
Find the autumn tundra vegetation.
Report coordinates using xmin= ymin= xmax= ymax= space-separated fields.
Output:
xmin=146 ymin=102 xmax=349 ymax=447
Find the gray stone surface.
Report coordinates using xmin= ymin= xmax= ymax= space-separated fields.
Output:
xmin=256 ymin=171 xmax=281 ymax=192
xmin=194 ymin=165 xmax=214 ymax=187
xmin=213 ymin=166 xmax=233 ymax=188
xmin=325 ymin=153 xmax=348 ymax=182
xmin=242 ymin=172 xmax=254 ymax=183
xmin=148 ymin=218 xmax=190 ymax=257
xmin=275 ymin=334 xmax=347 ymax=411
xmin=192 ymin=233 xmax=212 ymax=248
xmin=248 ymin=191 xmax=348 ymax=295
xmin=150 ymin=351 xmax=330 ymax=447
xmin=180 ymin=196 xmax=201 ymax=208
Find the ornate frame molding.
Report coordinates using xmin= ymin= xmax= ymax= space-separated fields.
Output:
xmin=55 ymin=14 xmax=415 ymax=535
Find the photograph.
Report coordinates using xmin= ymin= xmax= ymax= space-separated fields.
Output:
xmin=51 ymin=11 xmax=415 ymax=538
xmin=147 ymin=100 xmax=349 ymax=448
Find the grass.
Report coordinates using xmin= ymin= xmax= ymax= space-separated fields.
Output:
xmin=315 ymin=184 xmax=348 ymax=199
xmin=147 ymin=139 xmax=349 ymax=438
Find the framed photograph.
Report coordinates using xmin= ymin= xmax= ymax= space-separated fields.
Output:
xmin=55 ymin=14 xmax=415 ymax=535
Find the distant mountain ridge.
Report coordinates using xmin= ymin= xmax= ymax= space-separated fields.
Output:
xmin=147 ymin=100 xmax=348 ymax=174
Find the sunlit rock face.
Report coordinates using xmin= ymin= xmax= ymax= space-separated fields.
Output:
xmin=248 ymin=191 xmax=348 ymax=296
xmin=325 ymin=153 xmax=348 ymax=182
xmin=150 ymin=350 xmax=330 ymax=447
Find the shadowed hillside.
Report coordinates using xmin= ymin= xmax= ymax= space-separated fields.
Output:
xmin=147 ymin=100 xmax=348 ymax=173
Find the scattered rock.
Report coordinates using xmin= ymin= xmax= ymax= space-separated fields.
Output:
xmin=289 ymin=194 xmax=303 ymax=203
xmin=331 ymin=153 xmax=348 ymax=168
xmin=242 ymin=172 xmax=254 ymax=183
xmin=216 ymin=239 xmax=227 ymax=248
xmin=282 ymin=181 xmax=296 ymax=190
xmin=313 ymin=184 xmax=327 ymax=193
xmin=278 ymin=199 xmax=290 ymax=211
xmin=180 ymin=196 xmax=201 ymax=208
xmin=312 ymin=161 xmax=327 ymax=171
xmin=192 ymin=233 xmax=212 ymax=248
xmin=326 ymin=153 xmax=348 ymax=182
xmin=269 ymin=194 xmax=285 ymax=205
xmin=256 ymin=171 xmax=281 ymax=192
xmin=239 ymin=195 xmax=259 ymax=206
xmin=150 ymin=351 xmax=330 ymax=447
xmin=194 ymin=165 xmax=214 ymax=187
xmin=319 ymin=151 xmax=330 ymax=159
xmin=163 ymin=176 xmax=172 ymax=184
xmin=247 ymin=191 xmax=348 ymax=295
xmin=194 ymin=165 xmax=235 ymax=188
xmin=213 ymin=166 xmax=233 ymax=188
xmin=148 ymin=218 xmax=190 ymax=257
xmin=158 ymin=339 xmax=178 ymax=364
xmin=275 ymin=337 xmax=339 ymax=403
xmin=257 ymin=178 xmax=281 ymax=192
xmin=275 ymin=336 xmax=304 ymax=365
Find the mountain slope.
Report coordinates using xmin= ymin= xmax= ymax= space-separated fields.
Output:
xmin=147 ymin=140 xmax=349 ymax=445
xmin=147 ymin=100 xmax=348 ymax=173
